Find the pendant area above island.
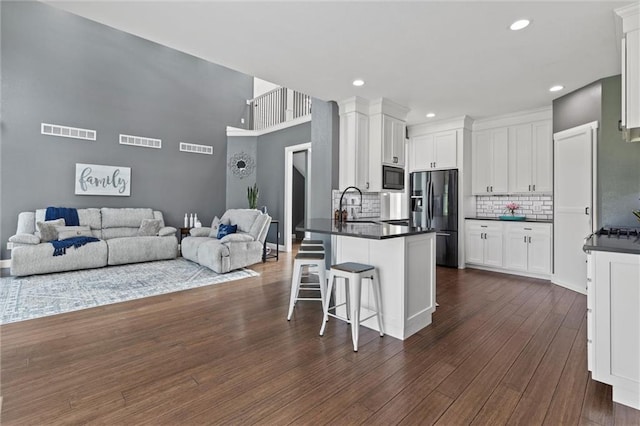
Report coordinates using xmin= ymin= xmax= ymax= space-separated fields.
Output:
xmin=299 ymin=219 xmax=437 ymax=340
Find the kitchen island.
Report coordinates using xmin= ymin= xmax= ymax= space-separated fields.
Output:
xmin=583 ymin=232 xmax=640 ymax=410
xmin=299 ymin=219 xmax=436 ymax=340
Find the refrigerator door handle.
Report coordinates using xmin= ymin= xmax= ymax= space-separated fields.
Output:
xmin=429 ymin=181 xmax=435 ymax=222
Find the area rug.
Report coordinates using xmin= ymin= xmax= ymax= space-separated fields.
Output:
xmin=0 ymin=258 xmax=259 ymax=324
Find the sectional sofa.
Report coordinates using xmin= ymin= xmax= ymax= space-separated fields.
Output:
xmin=181 ymin=209 xmax=271 ymax=273
xmin=9 ymin=208 xmax=178 ymax=276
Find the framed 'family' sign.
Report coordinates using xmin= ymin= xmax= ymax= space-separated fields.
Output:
xmin=75 ymin=163 xmax=131 ymax=196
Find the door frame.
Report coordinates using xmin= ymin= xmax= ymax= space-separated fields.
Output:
xmin=551 ymin=120 xmax=598 ymax=294
xmin=284 ymin=142 xmax=312 ymax=253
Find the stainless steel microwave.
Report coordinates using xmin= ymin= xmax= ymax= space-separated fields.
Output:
xmin=382 ymin=165 xmax=405 ymax=190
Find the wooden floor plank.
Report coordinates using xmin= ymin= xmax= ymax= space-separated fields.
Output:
xmin=1 ymin=252 xmax=639 ymax=425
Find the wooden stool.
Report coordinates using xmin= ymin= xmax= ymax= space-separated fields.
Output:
xmin=320 ymin=262 xmax=384 ymax=351
xmin=287 ymin=252 xmax=327 ymax=320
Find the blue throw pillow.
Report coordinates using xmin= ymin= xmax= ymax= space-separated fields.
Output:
xmin=217 ymin=224 xmax=237 ymax=239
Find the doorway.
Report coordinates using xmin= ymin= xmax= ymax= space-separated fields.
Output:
xmin=284 ymin=143 xmax=312 ymax=253
xmin=552 ymin=121 xmax=598 ymax=294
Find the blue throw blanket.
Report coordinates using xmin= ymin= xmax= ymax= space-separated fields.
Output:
xmin=51 ymin=236 xmax=100 ymax=256
xmin=45 ymin=207 xmax=79 ymax=226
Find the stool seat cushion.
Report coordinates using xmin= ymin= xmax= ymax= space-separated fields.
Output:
xmin=301 ymin=239 xmax=324 ymax=245
xmin=299 ymin=246 xmax=324 ymax=252
xmin=295 ymin=252 xmax=325 ymax=260
xmin=331 ymin=262 xmax=374 ymax=273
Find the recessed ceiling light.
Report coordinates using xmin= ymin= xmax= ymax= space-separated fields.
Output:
xmin=426 ymin=113 xmax=436 ymax=118
xmin=510 ymin=19 xmax=530 ymax=31
xmin=549 ymin=85 xmax=564 ymax=92
xmin=352 ymin=79 xmax=365 ymax=87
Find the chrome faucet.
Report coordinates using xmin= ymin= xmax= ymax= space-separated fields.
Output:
xmin=338 ymin=186 xmax=363 ymax=223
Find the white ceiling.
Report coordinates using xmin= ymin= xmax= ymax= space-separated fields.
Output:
xmin=46 ymin=1 xmax=630 ymax=125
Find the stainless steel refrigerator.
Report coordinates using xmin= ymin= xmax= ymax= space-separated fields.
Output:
xmin=410 ymin=169 xmax=458 ymax=267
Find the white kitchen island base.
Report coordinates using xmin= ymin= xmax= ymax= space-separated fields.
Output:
xmin=333 ymin=232 xmax=436 ymax=340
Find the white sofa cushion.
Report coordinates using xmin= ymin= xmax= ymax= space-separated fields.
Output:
xmin=101 ymin=208 xmax=154 ymax=228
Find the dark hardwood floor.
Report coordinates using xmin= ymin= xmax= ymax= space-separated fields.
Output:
xmin=1 ymin=250 xmax=639 ymax=425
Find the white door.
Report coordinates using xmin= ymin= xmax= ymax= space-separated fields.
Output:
xmin=393 ymin=119 xmax=406 ymax=166
xmin=528 ymin=228 xmax=552 ymax=275
xmin=553 ymin=122 xmax=598 ymax=294
xmin=532 ymin=121 xmax=553 ymax=193
xmin=510 ymin=124 xmax=533 ymax=193
xmin=491 ymin=128 xmax=509 ymax=194
xmin=465 ymin=225 xmax=484 ymax=264
xmin=483 ymin=230 xmax=504 ymax=267
xmin=472 ymin=131 xmax=492 ymax=194
xmin=433 ymin=130 xmax=457 ymax=169
xmin=504 ymin=227 xmax=529 ymax=271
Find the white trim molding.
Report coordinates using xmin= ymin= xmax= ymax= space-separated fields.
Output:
xmin=472 ymin=106 xmax=553 ymax=131
xmin=0 ymin=259 xmax=12 ymax=269
xmin=284 ymin=142 xmax=312 ymax=253
xmin=226 ymin=115 xmax=311 ymax=137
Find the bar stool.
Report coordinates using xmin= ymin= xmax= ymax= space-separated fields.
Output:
xmin=299 ymin=240 xmax=325 ymax=277
xmin=320 ymin=262 xmax=384 ymax=351
xmin=287 ymin=252 xmax=327 ymax=320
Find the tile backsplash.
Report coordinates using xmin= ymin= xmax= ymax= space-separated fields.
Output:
xmin=476 ymin=194 xmax=553 ymax=220
xmin=332 ymin=190 xmax=380 ymax=219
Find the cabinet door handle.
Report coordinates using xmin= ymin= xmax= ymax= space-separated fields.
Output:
xmin=491 ymin=186 xmax=493 ymax=192
xmin=366 ymin=182 xmax=370 ymax=189
xmin=393 ymin=156 xmax=398 ymax=163
xmin=533 ymin=184 xmax=536 ymax=191
xmin=486 ymin=186 xmax=489 ymax=193
xmin=524 ymin=236 xmax=527 ymax=243
xmin=529 ymin=184 xmax=531 ymax=191
xmin=585 ymin=207 xmax=590 ymax=216
xmin=528 ymin=236 xmax=532 ymax=243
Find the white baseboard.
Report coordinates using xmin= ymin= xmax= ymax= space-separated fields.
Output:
xmin=465 ymin=263 xmax=551 ymax=281
xmin=0 ymin=259 xmax=11 ymax=269
xmin=266 ymin=242 xmax=285 ymax=252
xmin=551 ymin=275 xmax=587 ymax=295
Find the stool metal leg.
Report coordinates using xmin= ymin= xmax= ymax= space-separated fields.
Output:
xmin=287 ymin=261 xmax=302 ymax=320
xmin=320 ymin=271 xmax=335 ymax=335
xmin=371 ymin=270 xmax=384 ymax=336
xmin=318 ymin=265 xmax=327 ymax=314
xmin=350 ymin=272 xmax=361 ymax=352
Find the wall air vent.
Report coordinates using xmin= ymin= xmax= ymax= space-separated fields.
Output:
xmin=41 ymin=123 xmax=96 ymax=141
xmin=179 ymin=142 xmax=213 ymax=155
xmin=119 ymin=134 xmax=162 ymax=149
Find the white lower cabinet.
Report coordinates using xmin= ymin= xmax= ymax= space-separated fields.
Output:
xmin=465 ymin=220 xmax=552 ymax=277
xmin=465 ymin=221 xmax=503 ymax=268
xmin=588 ymin=250 xmax=640 ymax=410
xmin=504 ymin=223 xmax=551 ymax=275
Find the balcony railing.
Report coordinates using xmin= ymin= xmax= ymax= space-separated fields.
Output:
xmin=248 ymin=87 xmax=311 ymax=131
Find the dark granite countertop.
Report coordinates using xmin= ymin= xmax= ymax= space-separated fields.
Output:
xmin=465 ymin=216 xmax=553 ymax=224
xmin=583 ymin=234 xmax=640 ymax=255
xmin=297 ymin=219 xmax=435 ymax=240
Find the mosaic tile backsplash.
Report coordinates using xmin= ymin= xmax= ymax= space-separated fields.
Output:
xmin=476 ymin=194 xmax=553 ymax=220
xmin=332 ymin=190 xmax=381 ymax=219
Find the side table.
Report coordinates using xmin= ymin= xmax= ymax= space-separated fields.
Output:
xmin=263 ymin=220 xmax=279 ymax=262
xmin=179 ymin=227 xmax=192 ymax=255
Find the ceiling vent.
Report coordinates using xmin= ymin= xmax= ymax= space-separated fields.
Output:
xmin=180 ymin=142 xmax=213 ymax=155
xmin=41 ymin=123 xmax=96 ymax=141
xmin=119 ymin=134 xmax=162 ymax=149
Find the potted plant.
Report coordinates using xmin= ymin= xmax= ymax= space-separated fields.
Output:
xmin=505 ymin=202 xmax=520 ymax=216
xmin=247 ymin=183 xmax=259 ymax=209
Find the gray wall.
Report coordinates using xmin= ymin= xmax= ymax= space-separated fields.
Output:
xmin=0 ymin=2 xmax=252 ymax=259
xmin=599 ymin=76 xmax=640 ymax=227
xmin=309 ymin=99 xmax=340 ymax=266
xmin=226 ymin=136 xmax=258 ymax=212
xmin=553 ymin=75 xmax=640 ymax=228
xmin=255 ymin=122 xmax=312 ymax=245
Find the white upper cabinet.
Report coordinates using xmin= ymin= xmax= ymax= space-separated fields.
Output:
xmin=338 ymin=97 xmax=408 ymax=191
xmin=338 ymin=98 xmax=371 ymax=190
xmin=408 ymin=130 xmax=457 ymax=172
xmin=382 ymin=115 xmax=406 ymax=167
xmin=617 ymin=4 xmax=640 ymax=131
xmin=508 ymin=120 xmax=552 ymax=193
xmin=473 ymin=109 xmax=552 ymax=196
xmin=472 ymin=128 xmax=508 ymax=194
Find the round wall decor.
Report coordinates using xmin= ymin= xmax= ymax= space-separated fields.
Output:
xmin=228 ymin=151 xmax=255 ymax=179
